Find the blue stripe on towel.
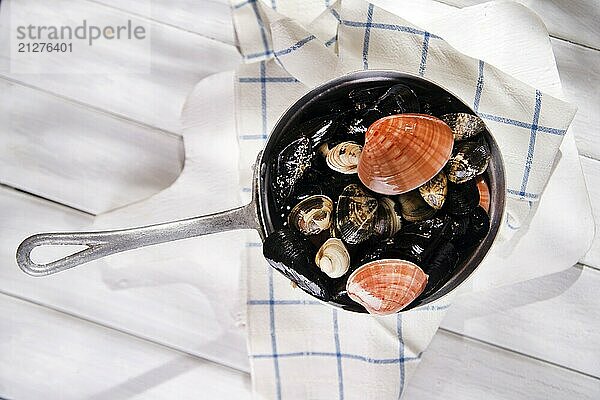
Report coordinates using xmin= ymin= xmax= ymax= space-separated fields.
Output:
xmin=418 ymin=31 xmax=431 ymax=76
xmin=474 ymin=60 xmax=485 ymax=112
xmin=362 ymin=3 xmax=374 ymax=69
xmin=251 ymin=351 xmax=422 ymax=364
xmin=333 ymin=310 xmax=345 ymax=400
xmin=519 ymin=90 xmax=543 ymax=196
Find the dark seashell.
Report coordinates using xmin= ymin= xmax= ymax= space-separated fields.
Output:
xmin=392 ymin=215 xmax=452 ymax=264
xmin=336 ymin=184 xmax=378 ymax=245
xmin=372 ymin=197 xmax=402 ymax=237
xmin=420 ymin=242 xmax=460 ymax=297
xmin=319 ymin=172 xmax=357 ymax=201
xmin=446 ymin=141 xmax=490 ymax=184
xmin=419 ymin=95 xmax=456 ymax=117
xmin=329 ymin=290 xmax=368 ymax=312
xmin=440 ymin=113 xmax=485 ymax=141
xmin=356 ymin=237 xmax=403 ymax=266
xmin=274 ymin=137 xmax=314 ymax=204
xmin=418 ymin=171 xmax=448 ymax=210
xmin=263 ymin=229 xmax=331 ymax=301
xmin=374 ymin=84 xmax=420 ymax=115
xmin=288 ymin=195 xmax=334 ymax=236
xmin=307 ymin=114 xmax=348 ymax=149
xmin=445 ymin=181 xmax=480 ymax=216
xmin=449 ymin=206 xmax=490 ymax=248
xmin=398 ymin=190 xmax=436 ymax=222
xmin=345 ymin=110 xmax=385 ymax=138
xmin=348 ymin=85 xmax=390 ymax=111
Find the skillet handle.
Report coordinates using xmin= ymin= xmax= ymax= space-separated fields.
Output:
xmin=16 ymin=202 xmax=261 ymax=277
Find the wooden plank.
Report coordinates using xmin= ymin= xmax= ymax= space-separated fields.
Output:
xmin=0 ymin=72 xmax=250 ymax=372
xmin=0 ymin=79 xmax=184 ymax=214
xmin=93 ymin=0 xmax=235 ymax=44
xmin=580 ymin=157 xmax=600 ymax=268
xmin=406 ymin=329 xmax=600 ymax=400
xmin=0 ymin=0 xmax=240 ymax=134
xmin=436 ymin=0 xmax=600 ymax=49
xmin=551 ymin=38 xmax=600 ymax=161
xmin=442 ymin=265 xmax=600 ymax=377
xmin=0 ymin=293 xmax=251 ymax=400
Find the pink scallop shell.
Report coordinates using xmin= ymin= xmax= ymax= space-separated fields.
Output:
xmin=346 ymin=259 xmax=428 ymax=315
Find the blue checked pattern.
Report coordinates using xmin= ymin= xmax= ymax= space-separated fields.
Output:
xmin=231 ymin=1 xmax=577 ymax=399
xmin=338 ymin=1 xmax=570 ymax=202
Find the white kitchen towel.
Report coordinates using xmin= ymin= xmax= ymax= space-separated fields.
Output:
xmin=231 ymin=0 xmax=578 ymax=399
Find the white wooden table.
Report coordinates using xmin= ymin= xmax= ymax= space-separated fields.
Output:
xmin=0 ymin=0 xmax=599 ymax=398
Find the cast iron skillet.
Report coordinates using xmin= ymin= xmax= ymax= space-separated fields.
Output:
xmin=16 ymin=70 xmax=506 ymax=312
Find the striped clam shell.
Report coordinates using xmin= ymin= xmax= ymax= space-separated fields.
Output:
xmin=315 ymin=238 xmax=351 ymax=278
xmin=358 ymin=114 xmax=454 ymax=195
xmin=288 ymin=195 xmax=334 ymax=235
xmin=346 ymin=259 xmax=428 ymax=315
xmin=325 ymin=141 xmax=362 ymax=174
xmin=336 ymin=184 xmax=378 ymax=245
xmin=372 ymin=197 xmax=402 ymax=237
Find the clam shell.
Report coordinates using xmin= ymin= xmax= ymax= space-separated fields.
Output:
xmin=346 ymin=259 xmax=428 ymax=315
xmin=358 ymin=114 xmax=454 ymax=195
xmin=336 ymin=184 xmax=378 ymax=245
xmin=445 ymin=181 xmax=480 ymax=216
xmin=372 ymin=197 xmax=402 ymax=237
xmin=263 ymin=229 xmax=331 ymax=301
xmin=315 ymin=238 xmax=350 ymax=278
xmin=476 ymin=177 xmax=490 ymax=213
xmin=325 ymin=141 xmax=362 ymax=174
xmin=446 ymin=141 xmax=490 ymax=184
xmin=440 ymin=113 xmax=485 ymax=141
xmin=398 ymin=190 xmax=436 ymax=222
xmin=288 ymin=195 xmax=334 ymax=235
xmin=418 ymin=171 xmax=448 ymax=210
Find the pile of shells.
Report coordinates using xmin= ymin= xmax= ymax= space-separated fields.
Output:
xmin=264 ymin=83 xmax=492 ymax=315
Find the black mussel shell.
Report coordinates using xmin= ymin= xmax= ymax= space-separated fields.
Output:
xmin=345 ymin=110 xmax=384 ymax=140
xmin=274 ymin=137 xmax=314 ymax=205
xmin=449 ymin=206 xmax=490 ymax=248
xmin=294 ymin=114 xmax=348 ymax=149
xmin=375 ymin=84 xmax=420 ymax=115
xmin=329 ymin=289 xmax=368 ymax=312
xmin=392 ymin=215 xmax=452 ymax=264
xmin=419 ymin=94 xmax=456 ymax=117
xmin=420 ymin=242 xmax=460 ymax=297
xmin=263 ymin=229 xmax=331 ymax=301
xmin=446 ymin=140 xmax=490 ymax=184
xmin=444 ymin=181 xmax=480 ymax=216
xmin=328 ymin=275 xmax=368 ymax=312
xmin=320 ymin=172 xmax=358 ymax=201
xmin=355 ymin=237 xmax=402 ymax=266
xmin=348 ymin=85 xmax=390 ymax=111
